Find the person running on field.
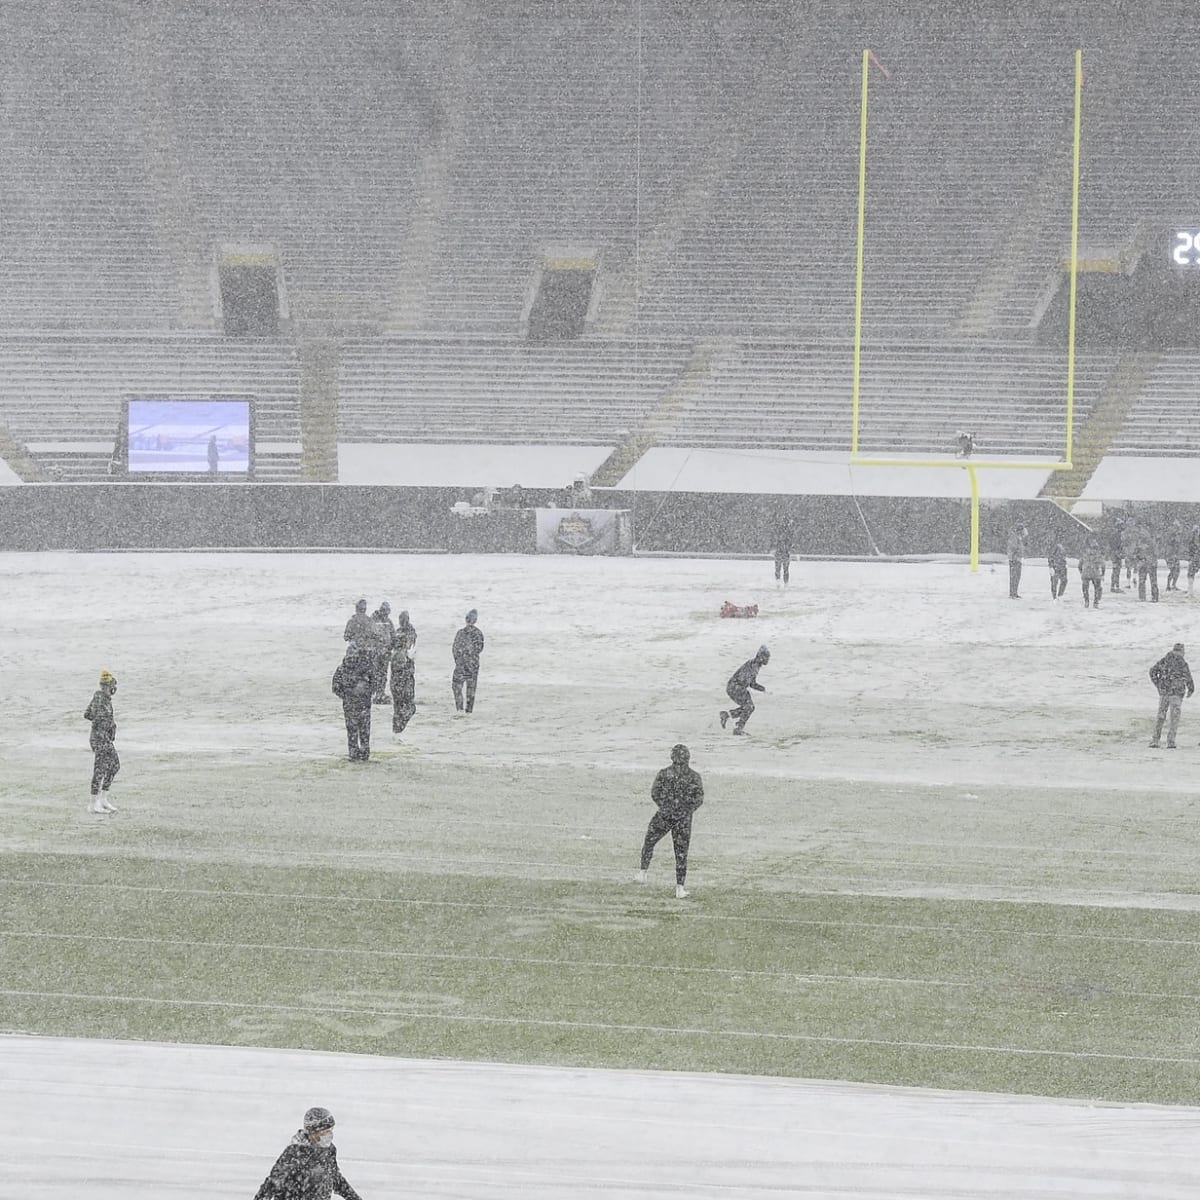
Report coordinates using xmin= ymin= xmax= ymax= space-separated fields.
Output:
xmin=720 ymin=645 xmax=770 ymax=735
xmin=451 ymin=609 xmax=484 ymax=714
xmin=85 ymin=669 xmax=120 ymax=813
xmin=254 ymin=1106 xmax=365 ymax=1200
xmin=390 ymin=610 xmax=418 ymax=734
xmin=1188 ymin=524 xmax=1200 ymax=596
xmin=1149 ymin=642 xmax=1194 ymax=750
xmin=638 ymin=744 xmax=704 ymax=899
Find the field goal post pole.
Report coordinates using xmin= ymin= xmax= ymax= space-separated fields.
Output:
xmin=848 ymin=49 xmax=1083 ymax=573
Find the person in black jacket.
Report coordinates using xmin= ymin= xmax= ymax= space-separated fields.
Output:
xmin=771 ymin=509 xmax=794 ymax=587
xmin=1134 ymin=523 xmax=1160 ymax=603
xmin=1048 ymin=541 xmax=1068 ymax=600
xmin=254 ymin=1106 xmax=364 ymax=1200
xmin=332 ymin=642 xmax=374 ymax=761
xmin=719 ymin=645 xmax=770 ymax=735
xmin=1188 ymin=523 xmax=1200 ymax=596
xmin=451 ymin=609 xmax=484 ymax=713
xmin=1165 ymin=518 xmax=1184 ymax=591
xmin=1006 ymin=522 xmax=1028 ymax=599
xmin=1149 ymin=642 xmax=1194 ymax=749
xmin=390 ymin=610 xmax=417 ymax=734
xmin=637 ymin=744 xmax=705 ymax=899
xmin=85 ymin=669 xmax=120 ymax=813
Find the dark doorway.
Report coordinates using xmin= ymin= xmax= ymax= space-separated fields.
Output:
xmin=528 ymin=267 xmax=594 ymax=342
xmin=220 ymin=263 xmax=280 ymax=337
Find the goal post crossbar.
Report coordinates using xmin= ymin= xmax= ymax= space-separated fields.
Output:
xmin=848 ymin=49 xmax=1085 ymax=572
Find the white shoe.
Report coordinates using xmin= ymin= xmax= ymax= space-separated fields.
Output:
xmin=89 ymin=796 xmax=107 ymax=814
xmin=636 ymin=869 xmax=648 ymax=884
xmin=100 ymin=796 xmax=117 ymax=813
xmin=675 ymin=884 xmax=689 ymax=899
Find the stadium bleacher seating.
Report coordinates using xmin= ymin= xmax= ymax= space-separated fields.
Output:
xmin=0 ymin=1 xmax=1191 ymax=485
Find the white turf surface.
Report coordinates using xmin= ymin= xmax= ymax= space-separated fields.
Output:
xmin=5 ymin=1034 xmax=1199 ymax=1199
xmin=4 ymin=551 xmax=1200 ymax=1196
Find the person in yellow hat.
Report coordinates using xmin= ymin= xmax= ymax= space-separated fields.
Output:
xmin=84 ymin=670 xmax=120 ymax=813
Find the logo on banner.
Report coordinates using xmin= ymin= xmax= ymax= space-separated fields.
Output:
xmin=555 ymin=511 xmax=600 ymax=552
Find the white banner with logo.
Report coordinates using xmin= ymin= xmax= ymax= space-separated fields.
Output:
xmin=535 ymin=508 xmax=633 ymax=555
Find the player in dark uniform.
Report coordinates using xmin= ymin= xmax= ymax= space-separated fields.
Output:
xmin=719 ymin=645 xmax=770 ymax=735
xmin=84 ymin=669 xmax=120 ymax=813
xmin=1048 ymin=541 xmax=1068 ymax=600
xmin=1165 ymin=518 xmax=1184 ymax=591
xmin=1135 ymin=523 xmax=1160 ymax=603
xmin=772 ymin=509 xmax=795 ymax=587
xmin=1006 ymin=522 xmax=1027 ymax=599
xmin=1188 ymin=523 xmax=1200 ymax=596
xmin=637 ymin=744 xmax=705 ymax=899
xmin=254 ymin=1106 xmax=364 ymax=1200
xmin=390 ymin=610 xmax=418 ymax=734
xmin=366 ymin=602 xmax=396 ymax=703
xmin=343 ymin=598 xmax=371 ymax=644
xmin=451 ymin=609 xmax=484 ymax=714
xmin=332 ymin=641 xmax=374 ymax=761
xmin=1079 ymin=537 xmax=1105 ymax=608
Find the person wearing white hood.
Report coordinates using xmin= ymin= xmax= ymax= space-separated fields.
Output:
xmin=253 ymin=1106 xmax=365 ymax=1200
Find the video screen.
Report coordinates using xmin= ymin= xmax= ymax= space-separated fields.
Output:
xmin=125 ymin=397 xmax=253 ymax=476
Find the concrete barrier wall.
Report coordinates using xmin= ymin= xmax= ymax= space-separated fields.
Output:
xmin=1 ymin=484 xmax=1196 ymax=557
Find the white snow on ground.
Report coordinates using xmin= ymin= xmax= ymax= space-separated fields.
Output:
xmin=615 ymin=448 xmax=1056 ymax=497
xmin=5 ymin=552 xmax=1200 ymax=1195
xmin=336 ymin=443 xmax=613 ymax=487
xmin=6 ymin=1035 xmax=1199 ymax=1199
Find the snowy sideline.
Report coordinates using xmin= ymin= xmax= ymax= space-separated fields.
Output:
xmin=5 ymin=1034 xmax=1198 ymax=1199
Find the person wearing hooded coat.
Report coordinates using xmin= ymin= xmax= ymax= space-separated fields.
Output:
xmin=719 ymin=645 xmax=770 ymax=735
xmin=390 ymin=610 xmax=418 ymax=734
xmin=366 ymin=602 xmax=396 ymax=703
xmin=451 ymin=609 xmax=484 ymax=713
xmin=1149 ymin=642 xmax=1195 ymax=750
xmin=1079 ymin=537 xmax=1105 ymax=608
xmin=254 ymin=1106 xmax=364 ymax=1200
xmin=638 ymin=744 xmax=705 ymax=899
xmin=332 ymin=641 xmax=374 ymax=761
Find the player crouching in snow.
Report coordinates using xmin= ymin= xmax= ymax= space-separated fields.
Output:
xmin=638 ymin=744 xmax=704 ymax=899
xmin=720 ymin=645 xmax=770 ymax=735
xmin=85 ymin=669 xmax=120 ymax=813
xmin=254 ymin=1106 xmax=365 ymax=1200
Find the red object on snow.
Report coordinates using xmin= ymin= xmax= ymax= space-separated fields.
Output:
xmin=720 ymin=601 xmax=759 ymax=618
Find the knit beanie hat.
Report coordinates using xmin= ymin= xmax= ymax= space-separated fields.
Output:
xmin=99 ymin=670 xmax=116 ymax=685
xmin=303 ymin=1106 xmax=335 ymax=1133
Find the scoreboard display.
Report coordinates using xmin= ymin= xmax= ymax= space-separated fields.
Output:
xmin=1170 ymin=229 xmax=1200 ymax=268
xmin=123 ymin=395 xmax=255 ymax=478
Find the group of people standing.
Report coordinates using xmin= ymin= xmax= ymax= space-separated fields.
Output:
xmin=1007 ymin=516 xmax=1200 ymax=606
xmin=332 ymin=600 xmax=484 ymax=762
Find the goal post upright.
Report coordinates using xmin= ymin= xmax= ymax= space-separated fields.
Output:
xmin=848 ymin=49 xmax=1084 ymax=572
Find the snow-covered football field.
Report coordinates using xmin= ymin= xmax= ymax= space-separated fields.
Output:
xmin=2 ymin=550 xmax=1200 ymax=1197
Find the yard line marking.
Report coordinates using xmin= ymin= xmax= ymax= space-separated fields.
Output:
xmin=0 ymin=987 xmax=1196 ymax=1066
xmin=4 ymin=929 xmax=1198 ymax=1002
xmin=4 ymin=876 xmax=1200 ymax=946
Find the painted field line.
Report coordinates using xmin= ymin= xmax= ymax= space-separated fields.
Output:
xmin=4 ymin=876 xmax=1200 ymax=947
xmin=6 ymin=929 xmax=1200 ymax=1003
xmin=1 ymin=987 xmax=1196 ymax=1067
